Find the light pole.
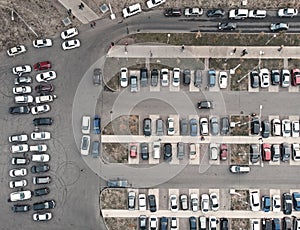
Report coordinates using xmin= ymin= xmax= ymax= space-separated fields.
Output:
xmin=265 ymin=34 xmax=276 ymax=45
xmin=258 ymin=51 xmax=264 ymax=70
xmin=259 ymin=104 xmax=263 ymax=167
xmin=167 ymin=34 xmax=170 ymax=44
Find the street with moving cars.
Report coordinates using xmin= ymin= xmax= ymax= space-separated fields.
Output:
xmin=2 ymin=2 xmax=300 ymax=230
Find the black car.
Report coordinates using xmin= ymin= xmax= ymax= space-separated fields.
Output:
xmin=139 ymin=215 xmax=147 ymax=230
xmin=250 ymin=71 xmax=260 ymax=88
xmin=31 ymin=164 xmax=50 ymax=173
xmin=148 ymin=194 xmax=157 ymax=212
xmin=281 ymin=143 xmax=291 ymax=162
xmin=33 ymin=117 xmax=53 ymax=126
xmin=283 ymin=217 xmax=292 ymax=230
xmin=151 ymin=69 xmax=158 ymax=87
xmin=164 ymin=8 xmax=182 ymax=17
xmin=180 ymin=119 xmax=189 ymax=135
xmin=198 ymin=100 xmax=213 ymax=109
xmin=283 ymin=193 xmax=293 ymax=215
xmin=250 ymin=144 xmax=260 ymax=163
xmin=189 ymin=216 xmax=197 ymax=230
xmin=261 ymin=120 xmax=270 ymax=138
xmin=93 ymin=68 xmax=102 ymax=85
xmin=160 ymin=217 xmax=168 ymax=230
xmin=9 ymin=106 xmax=30 ymax=114
xmin=140 ymin=142 xmax=149 ymax=160
xmin=143 ymin=118 xmax=151 ymax=136
xmin=271 ymin=70 xmax=280 ymax=85
xmin=261 ymin=218 xmax=272 ymax=230
xmin=11 ymin=204 xmax=30 ymax=212
xmin=220 ymin=218 xmax=228 ymax=230
xmin=35 ymin=83 xmax=54 ymax=92
xmin=183 ymin=69 xmax=191 ymax=85
xmin=207 ymin=8 xmax=225 ymax=17
xmin=33 ymin=200 xmax=56 ymax=211
xmin=218 ymin=22 xmax=236 ymax=30
xmin=163 ymin=143 xmax=172 ymax=161
xmin=251 ymin=117 xmax=260 ymax=135
xmin=140 ymin=68 xmax=148 ymax=87
xmin=33 ymin=187 xmax=50 ymax=197
xmin=220 ymin=117 xmax=229 ymax=135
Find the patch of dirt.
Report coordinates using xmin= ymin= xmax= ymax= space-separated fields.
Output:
xmin=104 ymin=218 xmax=137 ymax=230
xmin=100 ymin=188 xmax=127 ymax=209
xmin=230 ymin=115 xmax=250 ymax=136
xmin=231 ymin=219 xmax=250 ymax=230
xmin=230 ymin=144 xmax=250 ymax=164
xmin=288 ymin=59 xmax=300 ymax=69
xmin=230 ymin=189 xmax=250 ymax=211
xmin=103 ymin=115 xmax=139 ymax=135
xmin=102 ymin=143 xmax=128 ymax=163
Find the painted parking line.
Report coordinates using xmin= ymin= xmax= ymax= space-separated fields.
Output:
xmin=149 ymin=114 xmax=160 ymax=137
xmin=289 ymin=86 xmax=299 ymax=92
xmin=170 ymin=143 xmax=179 ymax=165
xmin=148 ymin=188 xmax=159 ymax=210
xmin=189 ymin=70 xmax=200 ymax=92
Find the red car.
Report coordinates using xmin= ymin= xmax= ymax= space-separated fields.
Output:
xmin=34 ymin=61 xmax=51 ymax=71
xmin=220 ymin=144 xmax=228 ymax=161
xmin=262 ymin=143 xmax=271 ymax=161
xmin=292 ymin=68 xmax=300 ymax=86
xmin=129 ymin=144 xmax=137 ymax=158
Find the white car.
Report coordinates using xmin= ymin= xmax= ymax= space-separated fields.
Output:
xmin=138 ymin=193 xmax=146 ymax=211
xmin=36 ymin=71 xmax=57 ymax=82
xmin=8 ymin=134 xmax=28 ymax=143
xmin=9 ymin=179 xmax=27 ymax=189
xmin=184 ymin=7 xmax=203 ymax=16
xmin=259 ymin=68 xmax=270 ymax=88
xmin=10 ymin=144 xmax=29 ymax=153
xmin=200 ymin=118 xmax=209 ymax=136
xmin=33 ymin=212 xmax=52 ymax=221
xmin=82 ymin=116 xmax=91 ymax=134
xmin=210 ymin=193 xmax=219 ymax=211
xmin=250 ymin=190 xmax=260 ymax=211
xmin=201 ymin=194 xmax=209 ymax=213
xmin=13 ymin=86 xmax=32 ymax=95
xmin=149 ymin=215 xmax=157 ymax=229
xmin=10 ymin=190 xmax=31 ymax=202
xmin=30 ymin=144 xmax=48 ymax=152
xmin=170 ymin=194 xmax=178 ymax=212
xmin=62 ymin=39 xmax=81 ymax=50
xmin=14 ymin=95 xmax=34 ymax=104
xmin=292 ymin=143 xmax=300 ymax=161
xmin=61 ymin=27 xmax=79 ymax=40
xmin=292 ymin=121 xmax=300 ymax=137
xmin=272 ymin=119 xmax=281 ymax=136
xmin=170 ymin=217 xmax=177 ymax=230
xmin=7 ymin=45 xmax=26 ymax=56
xmin=282 ymin=119 xmax=291 ymax=137
xmin=14 ymin=76 xmax=32 ymax=85
xmin=31 ymin=154 xmax=50 ymax=162
xmin=12 ymin=65 xmax=32 ymax=76
xmin=281 ymin=69 xmax=290 ymax=87
xmin=219 ymin=71 xmax=228 ymax=89
xmin=35 ymin=95 xmax=56 ymax=104
xmin=122 ymin=3 xmax=142 ymax=18
xmin=120 ymin=68 xmax=128 ymax=87
xmin=31 ymin=131 xmax=51 ymax=140
xmin=161 ymin=68 xmax=169 ymax=86
xmin=229 ymin=9 xmax=249 ymax=19
xmin=146 ymin=0 xmax=166 ymax=9
xmin=248 ymin=9 xmax=267 ymax=18
xmin=190 ymin=193 xmax=198 ymax=212
xmin=31 ymin=104 xmax=51 ymax=115
xmin=209 ymin=216 xmax=217 ymax=230
xmin=272 ymin=195 xmax=281 ymax=212
xmin=167 ymin=118 xmax=175 ymax=135
xmin=9 ymin=168 xmax=27 ymax=177
xmin=278 ymin=8 xmax=298 ymax=17
xmin=172 ymin=68 xmax=180 ymax=87
xmin=81 ymin=135 xmax=90 ymax=155
xmin=33 ymin=38 xmax=53 ymax=48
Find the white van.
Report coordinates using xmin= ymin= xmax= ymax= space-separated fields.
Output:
xmin=153 ymin=142 xmax=160 ymax=159
xmin=82 ymin=116 xmax=90 ymax=134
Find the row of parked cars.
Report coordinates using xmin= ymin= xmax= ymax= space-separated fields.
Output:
xmin=120 ymin=67 xmax=228 ymax=90
xmin=80 ymin=115 xmax=101 ymax=157
xmin=251 ymin=217 xmax=300 ymax=230
xmin=250 ymin=68 xmax=300 ymax=88
xmin=7 ymin=27 xmax=81 ymax=57
xmin=143 ymin=116 xmax=230 ymax=137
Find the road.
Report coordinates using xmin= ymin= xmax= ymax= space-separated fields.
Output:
xmin=0 ymin=9 xmax=299 ymax=230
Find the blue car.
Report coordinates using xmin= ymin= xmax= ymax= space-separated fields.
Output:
xmin=93 ymin=115 xmax=101 ymax=134
xmin=292 ymin=192 xmax=300 ymax=211
xmin=262 ymin=196 xmax=271 ymax=212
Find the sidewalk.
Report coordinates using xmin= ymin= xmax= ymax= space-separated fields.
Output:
xmin=102 ymin=209 xmax=300 ymax=218
xmin=107 ymin=45 xmax=299 ymax=59
xmin=58 ymin=0 xmax=99 ymax=24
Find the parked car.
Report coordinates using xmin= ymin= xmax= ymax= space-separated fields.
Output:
xmin=148 ymin=194 xmax=157 ymax=212
xmin=61 ymin=27 xmax=78 ymax=40
xmin=207 ymin=8 xmax=225 ymax=17
xmin=32 ymin=212 xmax=52 ymax=221
xmin=209 ymin=216 xmax=218 ymax=230
xmin=218 ymin=22 xmax=237 ymax=30
xmin=184 ymin=7 xmax=203 ymax=17
xmin=260 ymin=68 xmax=270 ymax=88
xmin=10 ymin=144 xmax=28 ymax=153
xmin=167 ymin=117 xmax=175 ymax=135
xmin=180 ymin=119 xmax=188 ymax=135
xmin=180 ymin=194 xmax=188 ymax=210
xmin=189 ymin=143 xmax=196 ymax=160
xmin=272 ymin=195 xmax=281 ymax=212
xmin=149 ymin=215 xmax=157 ymax=229
xmin=262 ymin=143 xmax=271 ymax=161
xmin=33 ymin=39 xmax=52 ymax=48
xmin=35 ymin=95 xmax=56 ymax=104
xmin=156 ymin=119 xmax=164 ymax=136
xmin=36 ymin=71 xmax=56 ymax=82
xmin=9 ymin=168 xmax=27 ymax=177
xmin=189 ymin=216 xmax=197 ymax=230
xmin=210 ymin=117 xmax=219 ymax=135
xmin=262 ymin=196 xmax=271 ymax=212
xmin=11 ymin=157 xmax=29 ymax=165
xmin=210 ymin=193 xmax=219 ymax=211
xmin=170 ymin=194 xmax=178 ymax=212
xmin=33 ymin=200 xmax=55 ymax=211
xmin=220 ymin=218 xmax=229 ymax=230
xmin=201 ymin=194 xmax=209 ymax=213
xmin=7 ymin=45 xmax=26 ymax=56
xmin=11 ymin=204 xmax=30 ymax=212
xmin=261 ymin=120 xmax=270 ymax=138
xmin=183 ymin=69 xmax=191 ymax=85
xmin=270 ymin=22 xmax=289 ymax=32
xmin=177 ymin=142 xmax=185 ymax=160
xmin=250 ymin=190 xmax=260 ymax=211
xmin=140 ymin=68 xmax=148 ymax=87
xmin=210 ymin=143 xmax=218 ymax=160
xmin=283 ymin=217 xmax=292 ymax=230
xmin=190 ymin=119 xmax=198 ymax=136
xmin=251 ymin=117 xmax=260 ymax=135
xmin=170 ymin=217 xmax=177 ymax=230
xmin=164 ymin=8 xmax=182 ymax=17
xmin=250 ymin=70 xmax=259 ymax=88
xmin=282 ymin=119 xmax=291 ymax=137
xmin=228 ymin=9 xmax=249 ymax=19
xmin=31 ymin=154 xmax=50 ymax=162
xmin=14 ymin=95 xmax=34 ymax=104
xmin=199 ymin=216 xmax=207 ymax=230
xmin=31 ymin=131 xmax=51 ymax=140
xmin=219 ymin=71 xmax=228 ymax=88
xmin=220 ymin=144 xmax=228 ymax=161
xmin=10 ymin=190 xmax=31 ymax=202
xmin=31 ymin=164 xmax=50 ymax=173
xmin=146 ymin=0 xmax=166 ymax=8
xmin=278 ymin=8 xmax=298 ymax=17
xmin=12 ymin=65 xmax=32 ymax=76
xmin=93 ymin=115 xmax=101 ymax=134
xmin=281 ymin=142 xmax=291 ymax=162
xmin=292 ymin=120 xmax=299 ymax=137
xmin=151 ymin=69 xmax=159 ymax=86
xmin=33 ymin=176 xmax=51 ymax=185
xmin=14 ymin=75 xmax=32 ymax=85
xmin=161 ymin=68 xmax=169 ymax=86
xmin=272 ymin=118 xmax=281 ymax=136
xmin=34 ymin=61 xmax=51 ymax=71
xmin=140 ymin=142 xmax=149 ymax=160
xmin=292 ymin=143 xmax=300 ymax=161
xmin=250 ymin=144 xmax=260 ymax=163
xmin=160 ymin=217 xmax=168 ymax=230
xmin=130 ymin=76 xmax=138 ymax=92
xmin=198 ymin=101 xmax=213 ymax=109
xmin=292 ymin=192 xmax=300 ymax=211
xmin=129 ymin=143 xmax=137 ymax=158
xmin=62 ymin=39 xmax=80 ymax=50
xmin=138 ymin=194 xmax=146 ymax=211
xmin=120 ymin=67 xmax=128 ymax=87
xmin=80 ymin=135 xmax=90 ymax=156
xmin=194 ymin=69 xmax=202 ymax=87
xmin=33 ymin=187 xmax=50 ymax=196
xmin=272 ymin=144 xmax=280 ymax=162
xmin=229 ymin=165 xmax=250 ymax=173
xmin=31 ymin=104 xmax=51 ymax=115
xmin=190 ymin=193 xmax=198 ymax=212
xmin=271 ymin=70 xmax=280 ymax=85
xmin=128 ymin=191 xmax=135 ymax=210
xmin=248 ymin=9 xmax=267 ymax=18
xmin=200 ymin=118 xmax=209 ymax=136
xmin=29 ymin=144 xmax=48 ymax=153
xmin=33 ymin=117 xmax=53 ymax=126
xmin=283 ymin=193 xmax=293 ymax=215
xmin=13 ymin=86 xmax=32 ymax=95
xmin=35 ymin=83 xmax=54 ymax=93
xmin=122 ymin=3 xmax=142 ymax=18
xmin=292 ymin=68 xmax=300 ymax=86
xmin=91 ymin=141 xmax=100 ymax=158
xmin=220 ymin=117 xmax=229 ymax=135
xmin=163 ymin=143 xmax=172 ymax=161
xmin=172 ymin=68 xmax=180 ymax=87
xmin=208 ymin=69 xmax=216 ymax=87
xmin=8 ymin=134 xmax=28 ymax=143
xmin=139 ymin=215 xmax=147 ymax=230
